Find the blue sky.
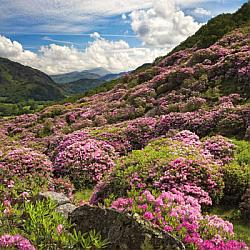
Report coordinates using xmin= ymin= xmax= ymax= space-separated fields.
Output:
xmin=0 ymin=0 xmax=248 ymax=74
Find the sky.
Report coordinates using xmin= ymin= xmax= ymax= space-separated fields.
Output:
xmin=0 ymin=0 xmax=248 ymax=75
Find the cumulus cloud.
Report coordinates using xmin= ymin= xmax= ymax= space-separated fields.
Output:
xmin=90 ymin=32 xmax=101 ymax=39
xmin=122 ymin=14 xmax=127 ymax=20
xmin=193 ymin=7 xmax=212 ymax=16
xmin=0 ymin=35 xmax=167 ymax=74
xmin=0 ymin=35 xmax=37 ymax=64
xmin=130 ymin=0 xmax=201 ymax=47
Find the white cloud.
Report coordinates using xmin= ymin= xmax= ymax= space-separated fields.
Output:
xmin=122 ymin=14 xmax=127 ymax=20
xmin=193 ymin=7 xmax=212 ymax=16
xmin=0 ymin=0 xmax=209 ymax=33
xmin=0 ymin=35 xmax=167 ymax=74
xmin=0 ymin=35 xmax=37 ymax=64
xmin=90 ymin=32 xmax=101 ymax=39
xmin=42 ymin=36 xmax=81 ymax=45
xmin=130 ymin=0 xmax=201 ymax=47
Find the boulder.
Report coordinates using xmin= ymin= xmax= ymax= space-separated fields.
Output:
xmin=55 ymin=203 xmax=77 ymax=218
xmin=37 ymin=192 xmax=70 ymax=206
xmin=240 ymin=187 xmax=250 ymax=223
xmin=245 ymin=126 xmax=250 ymax=141
xmin=70 ymin=204 xmax=185 ymax=250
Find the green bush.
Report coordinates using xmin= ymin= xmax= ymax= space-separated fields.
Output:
xmin=222 ymin=162 xmax=250 ymax=205
xmin=232 ymin=139 xmax=250 ymax=166
xmin=92 ymin=138 xmax=224 ymax=205
xmin=0 ymin=199 xmax=109 ymax=249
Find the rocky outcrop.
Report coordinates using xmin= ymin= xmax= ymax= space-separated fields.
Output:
xmin=240 ymin=187 xmax=250 ymax=223
xmin=36 ymin=191 xmax=76 ymax=218
xmin=37 ymin=192 xmax=70 ymax=205
xmin=70 ymin=204 xmax=185 ymax=250
xmin=36 ymin=192 xmax=184 ymax=249
xmin=245 ymin=126 xmax=250 ymax=141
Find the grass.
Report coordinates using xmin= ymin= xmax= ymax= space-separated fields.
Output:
xmin=209 ymin=205 xmax=250 ymax=246
xmin=73 ymin=189 xmax=93 ymax=205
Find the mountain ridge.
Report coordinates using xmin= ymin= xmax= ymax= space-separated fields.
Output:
xmin=0 ymin=57 xmax=64 ymax=102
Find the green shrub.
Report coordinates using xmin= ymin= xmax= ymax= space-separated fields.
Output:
xmin=232 ymin=139 xmax=250 ymax=166
xmin=0 ymin=199 xmax=109 ymax=249
xmin=222 ymin=162 xmax=250 ymax=205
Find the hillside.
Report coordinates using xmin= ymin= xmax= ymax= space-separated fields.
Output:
xmin=0 ymin=57 xmax=64 ymax=102
xmin=61 ymin=78 xmax=105 ymax=94
xmin=0 ymin=3 xmax=250 ymax=250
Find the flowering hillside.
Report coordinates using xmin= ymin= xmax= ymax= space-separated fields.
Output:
xmin=0 ymin=14 xmax=249 ymax=250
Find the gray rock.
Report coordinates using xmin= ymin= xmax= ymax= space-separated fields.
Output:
xmin=56 ymin=203 xmax=77 ymax=218
xmin=70 ymin=204 xmax=185 ymax=250
xmin=37 ymin=192 xmax=70 ymax=206
xmin=239 ymin=187 xmax=250 ymax=223
xmin=245 ymin=126 xmax=250 ymax=141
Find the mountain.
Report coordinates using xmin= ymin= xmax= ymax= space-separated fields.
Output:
xmin=51 ymin=68 xmax=125 ymax=95
xmin=51 ymin=68 xmax=112 ymax=84
xmin=87 ymin=67 xmax=111 ymax=77
xmin=0 ymin=57 xmax=64 ymax=102
xmin=51 ymin=71 xmax=101 ymax=84
xmin=61 ymin=78 xmax=104 ymax=95
xmin=99 ymin=72 xmax=126 ymax=82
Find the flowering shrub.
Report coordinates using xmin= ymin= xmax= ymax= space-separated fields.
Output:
xmin=203 ymin=135 xmax=235 ymax=165
xmin=54 ymin=139 xmax=117 ymax=189
xmin=0 ymin=147 xmax=52 ymax=180
xmin=216 ymin=112 xmax=246 ymax=137
xmin=155 ymin=158 xmax=223 ymax=204
xmin=90 ymin=137 xmax=224 ymax=205
xmin=49 ymin=177 xmax=74 ymax=198
xmin=0 ymin=234 xmax=36 ymax=250
xmin=89 ymin=126 xmax=131 ymax=155
xmin=110 ymin=190 xmax=248 ymax=250
xmin=173 ymin=130 xmax=201 ymax=147
xmin=125 ymin=117 xmax=157 ymax=149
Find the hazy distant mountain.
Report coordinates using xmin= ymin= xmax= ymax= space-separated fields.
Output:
xmin=87 ymin=67 xmax=111 ymax=77
xmin=51 ymin=71 xmax=101 ymax=84
xmin=99 ymin=72 xmax=126 ymax=82
xmin=51 ymin=67 xmax=114 ymax=84
xmin=0 ymin=57 xmax=64 ymax=102
xmin=50 ymin=67 xmax=126 ymax=95
xmin=61 ymin=78 xmax=104 ymax=95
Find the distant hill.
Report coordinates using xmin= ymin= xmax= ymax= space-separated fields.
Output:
xmin=61 ymin=78 xmax=104 ymax=95
xmin=99 ymin=72 xmax=126 ymax=82
xmin=51 ymin=71 xmax=101 ymax=84
xmin=0 ymin=57 xmax=64 ymax=102
xmin=51 ymin=68 xmax=125 ymax=95
xmin=87 ymin=67 xmax=111 ymax=77
xmin=51 ymin=67 xmax=113 ymax=84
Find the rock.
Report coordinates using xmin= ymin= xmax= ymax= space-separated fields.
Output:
xmin=240 ymin=187 xmax=250 ymax=223
xmin=145 ymin=108 xmax=158 ymax=117
xmin=55 ymin=203 xmax=77 ymax=218
xmin=245 ymin=126 xmax=250 ymax=141
xmin=37 ymin=192 xmax=70 ymax=206
xmin=70 ymin=204 xmax=185 ymax=250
